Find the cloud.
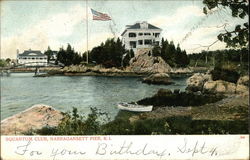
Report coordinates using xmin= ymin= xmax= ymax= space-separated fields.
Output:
xmin=148 ymin=5 xmax=204 ymax=28
xmin=148 ymin=5 xmax=232 ymax=54
xmin=179 ymin=26 xmax=227 ymax=53
xmin=74 ymin=32 xmax=113 ymax=52
xmin=1 ymin=4 xmax=88 ymax=59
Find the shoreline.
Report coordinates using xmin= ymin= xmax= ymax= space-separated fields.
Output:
xmin=6 ymin=66 xmax=195 ymax=78
xmin=1 ymin=89 xmax=248 ymax=135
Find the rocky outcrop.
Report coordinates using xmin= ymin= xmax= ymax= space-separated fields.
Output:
xmin=1 ymin=104 xmax=63 ymax=135
xmin=142 ymin=73 xmax=174 ymax=85
xmin=187 ymin=73 xmax=249 ymax=95
xmin=128 ymin=51 xmax=172 ymax=73
xmin=203 ymin=80 xmax=236 ymax=94
xmin=186 ymin=73 xmax=212 ymax=92
xmin=236 ymin=75 xmax=249 ymax=95
xmin=237 ymin=75 xmax=249 ymax=87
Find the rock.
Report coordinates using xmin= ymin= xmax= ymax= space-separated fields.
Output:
xmin=128 ymin=51 xmax=172 ymax=73
xmin=237 ymin=75 xmax=249 ymax=87
xmin=157 ymin=88 xmax=173 ymax=96
xmin=137 ymin=88 xmax=223 ymax=107
xmin=171 ymin=67 xmax=193 ymax=74
xmin=142 ymin=73 xmax=173 ymax=85
xmin=62 ymin=65 xmax=87 ymax=73
xmin=186 ymin=73 xmax=212 ymax=92
xmin=203 ymin=80 xmax=236 ymax=94
xmin=1 ymin=104 xmax=63 ymax=135
xmin=236 ymin=84 xmax=249 ymax=95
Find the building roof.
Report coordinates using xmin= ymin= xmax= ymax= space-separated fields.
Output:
xmin=18 ymin=50 xmax=47 ymax=57
xmin=128 ymin=23 xmax=161 ymax=30
xmin=121 ymin=22 xmax=161 ymax=36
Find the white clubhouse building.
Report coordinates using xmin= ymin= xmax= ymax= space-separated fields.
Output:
xmin=121 ymin=21 xmax=162 ymax=54
xmin=17 ymin=49 xmax=47 ymax=66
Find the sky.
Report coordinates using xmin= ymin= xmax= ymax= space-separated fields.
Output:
xmin=0 ymin=0 xmax=248 ymax=59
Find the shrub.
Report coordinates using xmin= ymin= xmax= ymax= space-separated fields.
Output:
xmin=102 ymin=118 xmax=133 ymax=135
xmin=36 ymin=107 xmax=109 ymax=135
xmin=211 ymin=66 xmax=240 ymax=83
xmin=137 ymin=89 xmax=224 ymax=107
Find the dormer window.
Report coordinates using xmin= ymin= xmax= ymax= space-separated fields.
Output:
xmin=128 ymin=33 xmax=136 ymax=37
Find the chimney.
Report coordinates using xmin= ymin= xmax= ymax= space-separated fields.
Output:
xmin=140 ymin=21 xmax=148 ymax=29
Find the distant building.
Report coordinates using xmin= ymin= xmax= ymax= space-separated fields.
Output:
xmin=17 ymin=49 xmax=47 ymax=66
xmin=121 ymin=21 xmax=162 ymax=54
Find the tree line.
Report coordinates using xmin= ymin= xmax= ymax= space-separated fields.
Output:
xmin=45 ymin=37 xmax=191 ymax=68
xmin=152 ymin=38 xmax=189 ymax=67
xmin=45 ymin=38 xmax=133 ymax=68
xmin=188 ymin=48 xmax=249 ymax=66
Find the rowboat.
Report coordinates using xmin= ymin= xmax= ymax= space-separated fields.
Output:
xmin=117 ymin=102 xmax=153 ymax=112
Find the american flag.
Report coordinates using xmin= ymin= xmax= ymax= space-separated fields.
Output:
xmin=91 ymin=8 xmax=111 ymax=21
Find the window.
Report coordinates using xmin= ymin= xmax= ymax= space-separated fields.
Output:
xmin=155 ymin=33 xmax=160 ymax=38
xmin=129 ymin=41 xmax=137 ymax=48
xmin=128 ymin=33 xmax=136 ymax=37
xmin=32 ymin=58 xmax=35 ymax=60
xmin=144 ymin=33 xmax=151 ymax=36
xmin=144 ymin=39 xmax=152 ymax=45
xmin=154 ymin=41 xmax=160 ymax=46
xmin=139 ymin=33 xmax=143 ymax=36
xmin=138 ymin=40 xmax=143 ymax=45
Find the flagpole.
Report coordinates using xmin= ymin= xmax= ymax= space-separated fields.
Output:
xmin=86 ymin=0 xmax=89 ymax=64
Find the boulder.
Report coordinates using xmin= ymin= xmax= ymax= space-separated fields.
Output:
xmin=186 ymin=73 xmax=211 ymax=92
xmin=1 ymin=104 xmax=63 ymax=135
xmin=203 ymin=80 xmax=236 ymax=94
xmin=237 ymin=75 xmax=249 ymax=87
xmin=236 ymin=84 xmax=249 ymax=95
xmin=142 ymin=73 xmax=174 ymax=85
xmin=128 ymin=51 xmax=172 ymax=73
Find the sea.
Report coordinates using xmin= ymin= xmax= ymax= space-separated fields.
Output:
xmin=1 ymin=73 xmax=188 ymax=120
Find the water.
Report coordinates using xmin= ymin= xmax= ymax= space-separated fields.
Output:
xmin=1 ymin=73 xmax=188 ymax=120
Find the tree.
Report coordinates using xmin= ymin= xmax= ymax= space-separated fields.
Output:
xmin=203 ymin=0 xmax=249 ymax=48
xmin=0 ymin=59 xmax=7 ymax=67
xmin=152 ymin=44 xmax=161 ymax=57
xmin=44 ymin=46 xmax=53 ymax=62
xmin=5 ymin=58 xmax=11 ymax=64
xmin=123 ymin=49 xmax=134 ymax=67
xmin=89 ymin=38 xmax=126 ymax=68
xmin=57 ymin=44 xmax=83 ymax=66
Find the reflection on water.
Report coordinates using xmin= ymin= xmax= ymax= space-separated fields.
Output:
xmin=1 ymin=73 xmax=188 ymax=120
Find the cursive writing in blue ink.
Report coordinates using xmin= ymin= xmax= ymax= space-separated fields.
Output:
xmin=177 ymin=138 xmax=218 ymax=157
xmin=50 ymin=148 xmax=86 ymax=160
xmin=15 ymin=141 xmax=42 ymax=156
xmin=96 ymin=141 xmax=167 ymax=158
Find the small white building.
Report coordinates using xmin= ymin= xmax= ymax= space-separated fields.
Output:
xmin=121 ymin=21 xmax=162 ymax=54
xmin=17 ymin=49 xmax=47 ymax=66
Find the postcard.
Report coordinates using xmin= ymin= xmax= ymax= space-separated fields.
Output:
xmin=1 ymin=0 xmax=249 ymax=160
